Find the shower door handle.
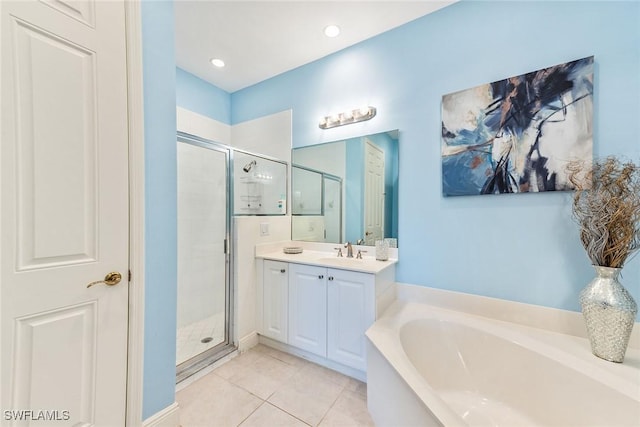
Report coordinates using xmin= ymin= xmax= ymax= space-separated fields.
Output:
xmin=87 ymin=272 xmax=122 ymax=288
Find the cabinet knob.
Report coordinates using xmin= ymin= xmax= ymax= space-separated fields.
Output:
xmin=280 ymin=269 xmax=286 ymax=273
xmin=318 ymin=275 xmax=324 ymax=279
xmin=328 ymin=276 xmax=334 ymax=281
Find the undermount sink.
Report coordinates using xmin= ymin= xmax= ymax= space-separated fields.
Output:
xmin=318 ymin=257 xmax=377 ymax=266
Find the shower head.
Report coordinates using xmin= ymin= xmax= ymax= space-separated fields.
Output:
xmin=243 ymin=160 xmax=257 ymax=173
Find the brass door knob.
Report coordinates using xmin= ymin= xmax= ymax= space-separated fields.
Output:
xmin=87 ymin=272 xmax=122 ymax=288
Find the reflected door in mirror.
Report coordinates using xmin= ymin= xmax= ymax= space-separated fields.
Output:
xmin=364 ymin=139 xmax=385 ymax=245
xmin=291 ymin=129 xmax=399 ymax=246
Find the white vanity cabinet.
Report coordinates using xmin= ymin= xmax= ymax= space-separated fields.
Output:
xmin=327 ymin=269 xmax=375 ymax=370
xmin=287 ymin=264 xmax=375 ymax=371
xmin=288 ymin=263 xmax=328 ymax=356
xmin=257 ymin=251 xmax=396 ymax=379
xmin=262 ymin=260 xmax=289 ymax=343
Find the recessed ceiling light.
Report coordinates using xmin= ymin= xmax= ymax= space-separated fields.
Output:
xmin=210 ymin=58 xmax=225 ymax=68
xmin=324 ymin=25 xmax=340 ymax=38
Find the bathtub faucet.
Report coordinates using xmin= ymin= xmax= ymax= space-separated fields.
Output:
xmin=344 ymin=242 xmax=354 ymax=258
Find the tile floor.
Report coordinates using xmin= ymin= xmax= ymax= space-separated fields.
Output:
xmin=176 ymin=344 xmax=374 ymax=426
xmin=176 ymin=312 xmax=226 ymax=365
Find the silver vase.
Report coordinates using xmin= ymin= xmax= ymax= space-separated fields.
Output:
xmin=579 ymin=265 xmax=637 ymax=363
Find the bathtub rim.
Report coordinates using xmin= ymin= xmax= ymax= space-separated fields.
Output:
xmin=395 ymin=282 xmax=640 ymax=350
xmin=366 ymin=302 xmax=466 ymax=426
xmin=366 ymin=300 xmax=640 ymax=426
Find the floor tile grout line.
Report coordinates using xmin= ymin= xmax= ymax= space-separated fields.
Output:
xmin=231 ymin=378 xmax=277 ymax=403
xmin=179 ymin=344 xmax=372 ymax=426
xmin=256 ymin=348 xmax=358 ymax=426
xmin=230 ymin=377 xmax=314 ymax=427
xmin=261 ymin=351 xmax=309 ymax=370
xmin=235 ymin=399 xmax=267 ymax=427
xmin=264 ymin=401 xmax=313 ymax=427
xmin=218 ymin=349 xmax=302 ymax=404
xmin=315 ymin=381 xmax=347 ymax=427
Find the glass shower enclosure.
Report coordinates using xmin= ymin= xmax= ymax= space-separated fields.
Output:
xmin=176 ymin=134 xmax=232 ymax=381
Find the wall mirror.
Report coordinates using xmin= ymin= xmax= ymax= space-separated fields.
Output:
xmin=292 ymin=130 xmax=399 ymax=246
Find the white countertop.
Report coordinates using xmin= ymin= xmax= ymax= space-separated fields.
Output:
xmin=257 ymin=249 xmax=397 ymax=274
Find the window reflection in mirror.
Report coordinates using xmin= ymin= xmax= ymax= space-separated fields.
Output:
xmin=291 ymin=130 xmax=399 ymax=246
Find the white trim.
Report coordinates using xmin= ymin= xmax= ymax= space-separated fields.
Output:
xmin=124 ymin=1 xmax=146 ymax=426
xmin=142 ymin=402 xmax=180 ymax=427
xmin=258 ymin=336 xmax=366 ymax=382
xmin=238 ymin=331 xmax=259 ymax=353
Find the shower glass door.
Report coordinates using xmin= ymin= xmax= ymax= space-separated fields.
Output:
xmin=176 ymin=135 xmax=232 ymax=379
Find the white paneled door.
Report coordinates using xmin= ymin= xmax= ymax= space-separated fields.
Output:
xmin=1 ymin=1 xmax=129 ymax=426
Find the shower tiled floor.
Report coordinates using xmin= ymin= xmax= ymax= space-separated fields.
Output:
xmin=176 ymin=312 xmax=226 ymax=365
xmin=176 ymin=344 xmax=374 ymax=426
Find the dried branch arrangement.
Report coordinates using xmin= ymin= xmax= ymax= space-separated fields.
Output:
xmin=567 ymin=157 xmax=640 ymax=268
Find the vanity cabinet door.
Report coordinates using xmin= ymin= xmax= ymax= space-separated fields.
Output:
xmin=288 ymin=263 xmax=327 ymax=357
xmin=263 ymin=260 xmax=289 ymax=343
xmin=327 ymin=268 xmax=375 ymax=371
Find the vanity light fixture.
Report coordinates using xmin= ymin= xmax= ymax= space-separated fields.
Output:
xmin=318 ymin=106 xmax=377 ymax=129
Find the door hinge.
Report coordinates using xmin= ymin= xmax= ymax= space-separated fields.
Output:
xmin=128 ymin=270 xmax=132 ymax=282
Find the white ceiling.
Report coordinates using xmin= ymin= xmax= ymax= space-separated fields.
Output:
xmin=175 ymin=1 xmax=455 ymax=93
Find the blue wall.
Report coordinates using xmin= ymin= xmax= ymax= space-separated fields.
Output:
xmin=140 ymin=1 xmax=640 ymax=419
xmin=141 ymin=0 xmax=177 ymax=419
xmin=232 ymin=1 xmax=640 ymax=317
xmin=176 ymin=67 xmax=231 ymax=124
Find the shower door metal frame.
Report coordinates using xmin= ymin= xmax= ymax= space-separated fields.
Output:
xmin=291 ymin=163 xmax=343 ymax=242
xmin=176 ymin=132 xmax=235 ymax=382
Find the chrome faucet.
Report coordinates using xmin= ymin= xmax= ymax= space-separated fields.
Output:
xmin=344 ymin=242 xmax=354 ymax=258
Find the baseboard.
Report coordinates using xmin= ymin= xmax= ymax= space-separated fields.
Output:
xmin=238 ymin=331 xmax=259 ymax=352
xmin=142 ymin=402 xmax=180 ymax=427
xmin=258 ymin=335 xmax=366 ymax=382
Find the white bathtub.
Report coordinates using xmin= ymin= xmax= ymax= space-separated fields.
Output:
xmin=366 ymin=301 xmax=640 ymax=427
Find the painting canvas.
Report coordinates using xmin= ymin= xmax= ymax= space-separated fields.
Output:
xmin=441 ymin=56 xmax=593 ymax=197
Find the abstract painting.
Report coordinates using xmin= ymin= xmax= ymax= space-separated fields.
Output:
xmin=441 ymin=56 xmax=593 ymax=197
